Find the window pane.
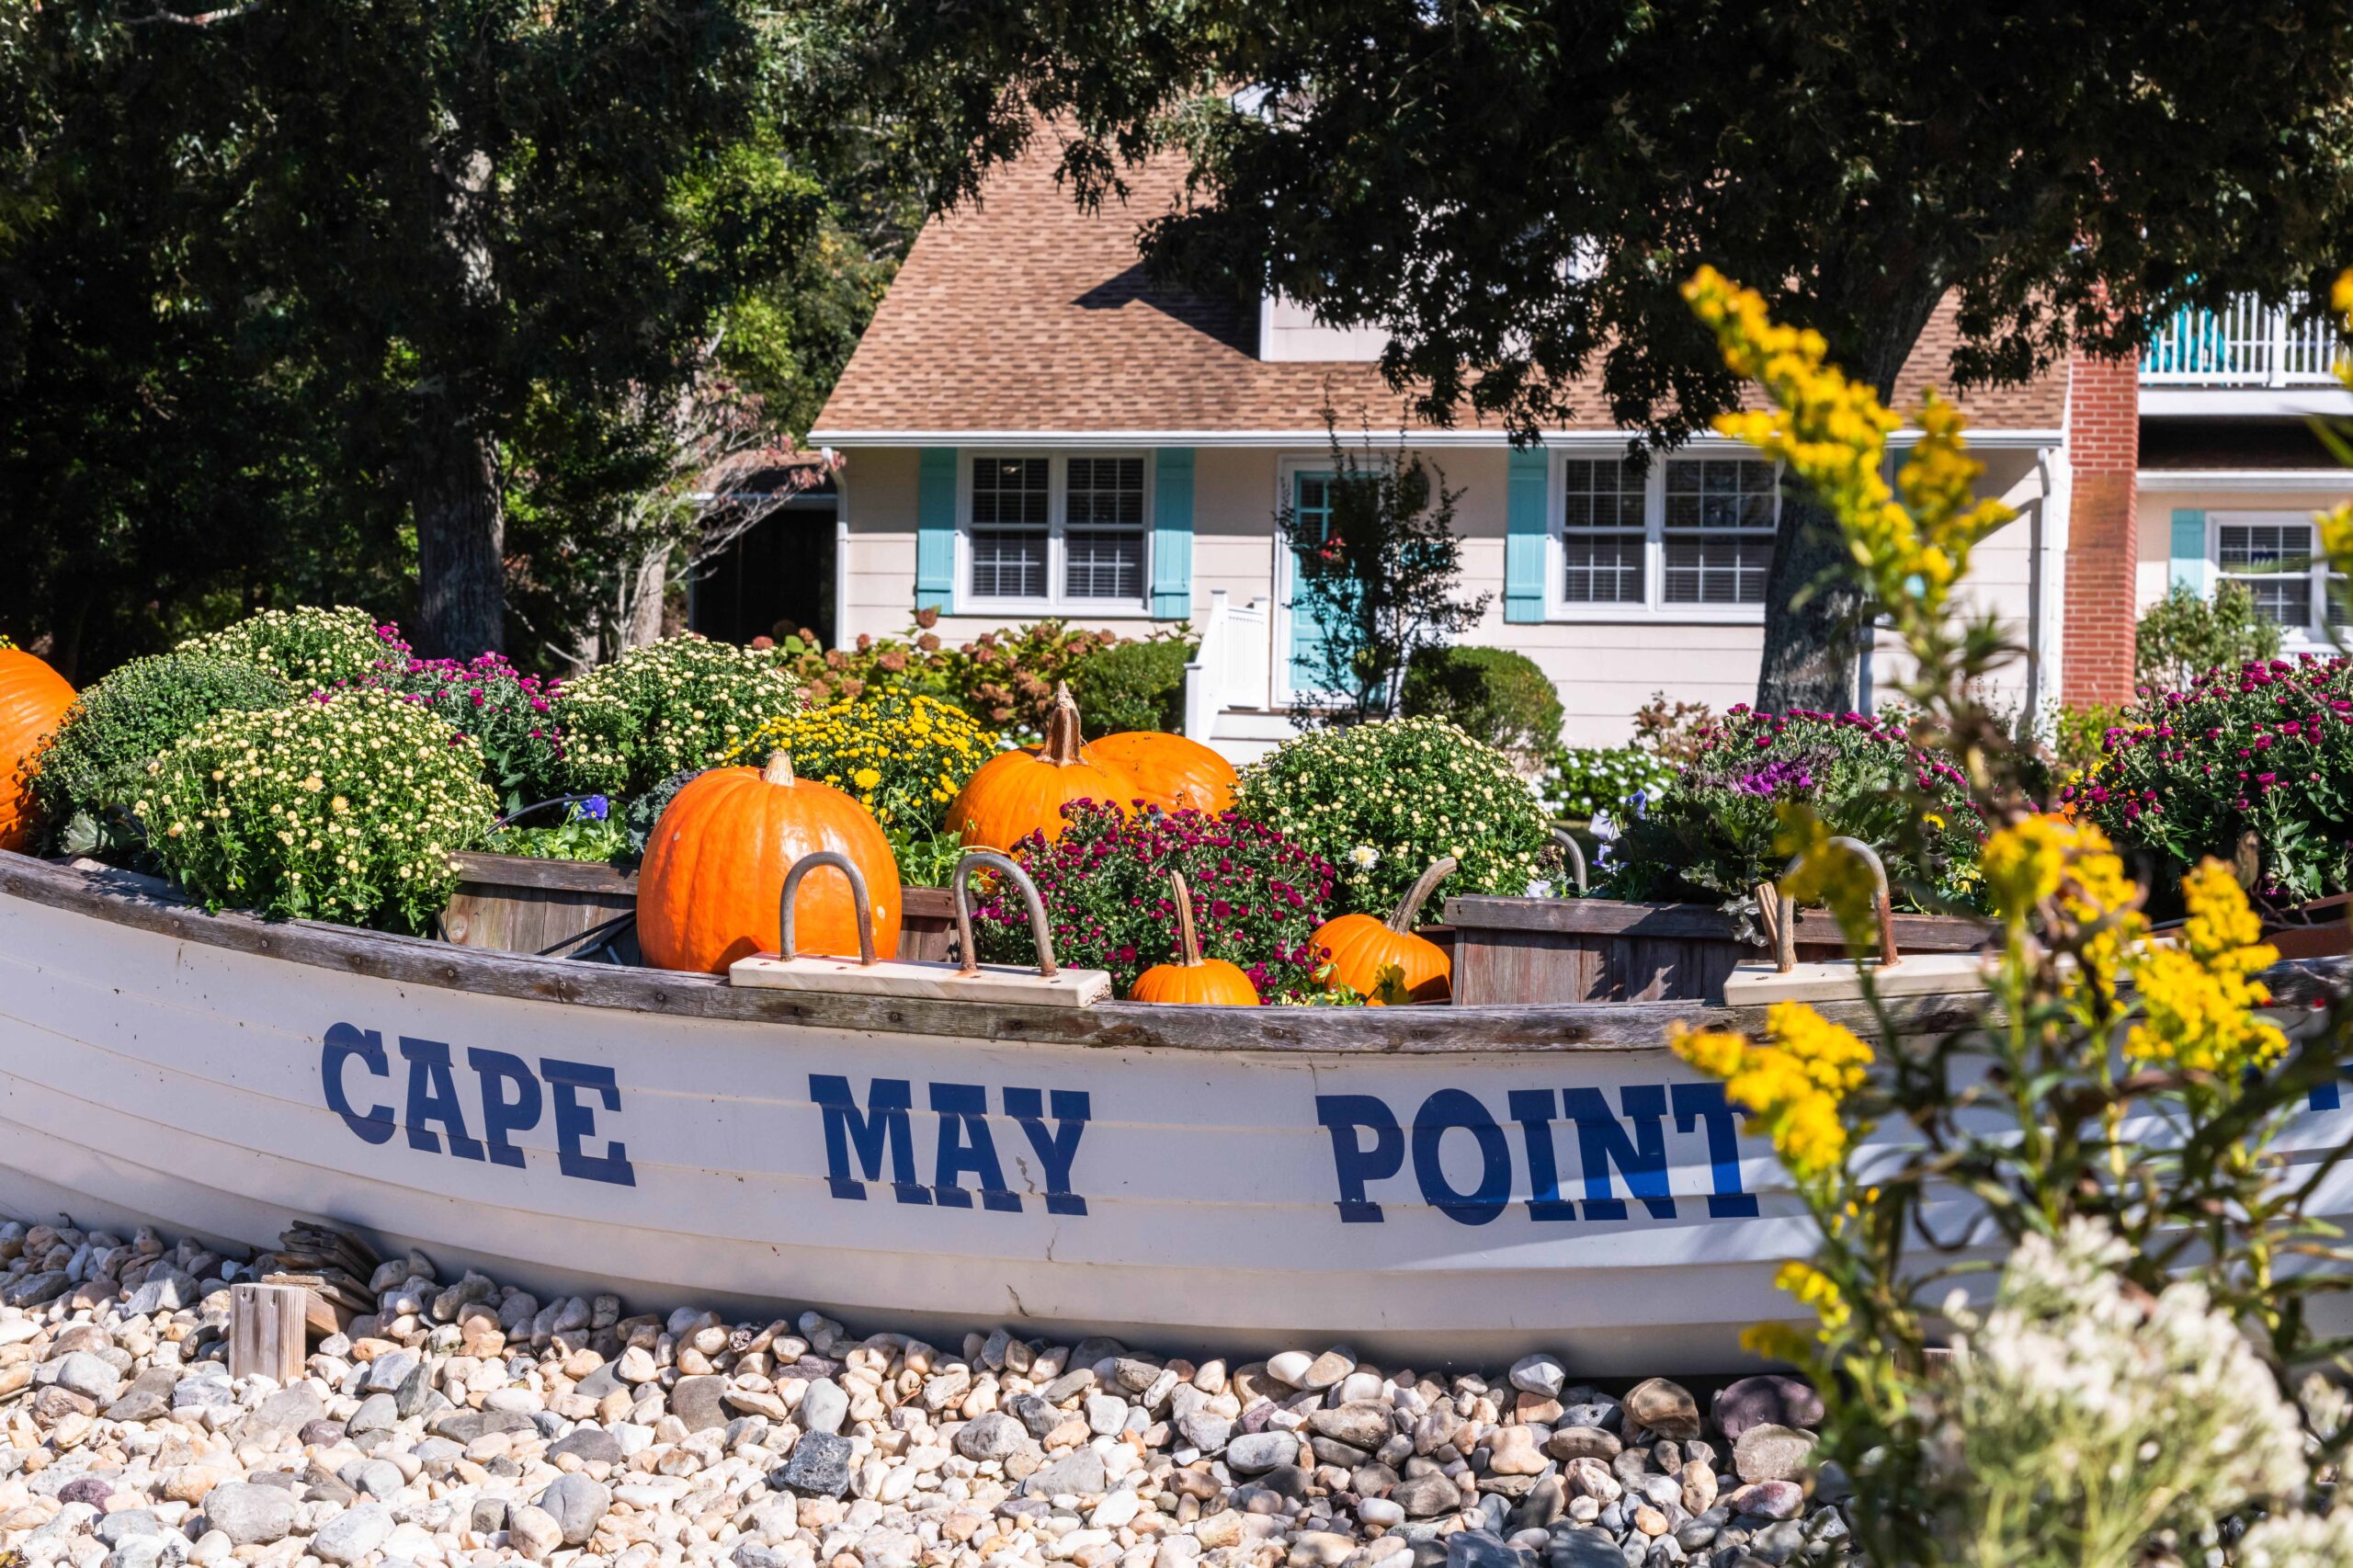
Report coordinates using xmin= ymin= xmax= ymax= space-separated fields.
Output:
xmin=1068 ymin=457 xmax=1145 ymax=526
xmin=971 ymin=530 xmax=1048 ymax=599
xmin=1065 ymin=529 xmax=1144 ymax=599
xmin=2220 ymin=524 xmax=2316 ymax=628
xmin=1663 ymin=534 xmax=1773 ymax=605
xmin=972 ymin=457 xmax=1050 ymax=527
xmin=1563 ymin=533 xmax=1645 ymax=604
xmin=1562 ymin=458 xmax=1645 ymax=531
xmin=1666 ymin=459 xmax=1777 ymax=531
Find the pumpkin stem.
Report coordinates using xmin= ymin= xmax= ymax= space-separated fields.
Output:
xmin=1039 ymin=682 xmax=1086 ymax=766
xmin=761 ymin=750 xmax=797 ymax=786
xmin=1169 ymin=871 xmax=1204 ymax=967
xmin=1387 ymin=856 xmax=1459 ymax=933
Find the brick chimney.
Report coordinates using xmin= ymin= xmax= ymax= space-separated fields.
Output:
xmin=2061 ymin=352 xmax=2141 ymax=706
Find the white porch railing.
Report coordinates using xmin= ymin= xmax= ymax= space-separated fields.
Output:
xmin=2139 ymin=295 xmax=2341 ymax=387
xmin=1182 ymin=590 xmax=1274 ymax=742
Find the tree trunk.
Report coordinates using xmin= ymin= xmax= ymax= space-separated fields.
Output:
xmin=410 ymin=408 xmax=506 ymax=658
xmin=1754 ymin=278 xmax=1947 ymax=713
xmin=621 ymin=541 xmax=669 ymax=651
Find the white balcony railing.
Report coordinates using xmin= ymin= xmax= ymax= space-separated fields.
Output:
xmin=2140 ymin=296 xmax=2342 ymax=387
xmin=1182 ymin=590 xmax=1274 ymax=741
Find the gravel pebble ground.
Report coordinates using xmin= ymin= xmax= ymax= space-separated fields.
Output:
xmin=0 ymin=1216 xmax=1855 ymax=1568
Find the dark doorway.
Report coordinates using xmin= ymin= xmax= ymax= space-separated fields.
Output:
xmin=692 ymin=490 xmax=837 ymax=646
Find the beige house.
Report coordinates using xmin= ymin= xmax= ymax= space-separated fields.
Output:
xmin=812 ymin=142 xmax=2342 ymax=756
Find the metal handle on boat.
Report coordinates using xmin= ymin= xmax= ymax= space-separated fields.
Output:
xmin=950 ymin=850 xmax=1060 ymax=979
xmin=1551 ymin=826 xmax=1589 ymax=895
xmin=1773 ymin=836 xmax=1898 ymax=974
xmin=779 ymin=851 xmax=879 ymax=967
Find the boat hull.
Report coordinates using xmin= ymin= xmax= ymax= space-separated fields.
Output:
xmin=7 ymin=854 xmax=2346 ymax=1369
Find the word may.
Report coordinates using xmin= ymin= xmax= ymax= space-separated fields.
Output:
xmin=813 ymin=1075 xmax=1090 ymax=1216
xmin=322 ymin=1023 xmax=636 ymax=1187
xmin=1315 ymin=1082 xmax=1753 ymax=1225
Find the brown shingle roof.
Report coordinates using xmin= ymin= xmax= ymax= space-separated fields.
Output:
xmin=814 ymin=140 xmax=2067 ymax=439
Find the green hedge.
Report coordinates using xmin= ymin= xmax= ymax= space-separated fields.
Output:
xmin=1399 ymin=645 xmax=1563 ymax=763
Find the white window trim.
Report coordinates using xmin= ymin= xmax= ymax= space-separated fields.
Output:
xmin=955 ymin=450 xmax=1154 ymax=616
xmin=1543 ymin=445 xmax=1782 ymax=624
xmin=2210 ymin=510 xmax=2345 ymax=651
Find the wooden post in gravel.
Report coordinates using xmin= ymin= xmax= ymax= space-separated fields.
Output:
xmin=229 ymin=1282 xmax=309 ymax=1385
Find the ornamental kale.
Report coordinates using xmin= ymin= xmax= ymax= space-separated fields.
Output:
xmin=970 ymin=801 xmax=1337 ymax=1000
xmin=2069 ymin=655 xmax=2353 ymax=905
xmin=1605 ymin=705 xmax=1986 ymax=930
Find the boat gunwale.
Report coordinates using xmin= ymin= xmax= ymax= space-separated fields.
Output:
xmin=0 ymin=849 xmax=2012 ymax=1054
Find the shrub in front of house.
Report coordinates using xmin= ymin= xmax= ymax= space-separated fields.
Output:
xmin=971 ymin=800 xmax=1336 ymax=1000
xmin=557 ymin=633 xmax=799 ymax=799
xmin=130 ymin=688 xmax=498 ymax=933
xmin=2069 ymin=654 xmax=2353 ymax=904
xmin=1399 ymin=645 xmax=1564 ymax=767
xmin=1234 ymin=716 xmax=1553 ymax=917
xmin=175 ymin=605 xmax=395 ymax=690
xmin=1603 ymin=705 xmax=1985 ymax=928
xmin=1074 ymin=637 xmax=1193 ymax=736
xmin=27 ymin=652 xmax=297 ymax=853
xmin=1539 ymin=744 xmax=1679 ymax=826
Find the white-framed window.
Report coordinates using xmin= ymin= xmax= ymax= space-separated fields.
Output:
xmin=2211 ymin=512 xmax=2347 ymax=639
xmin=1553 ymin=450 xmax=1781 ymax=619
xmin=960 ymin=453 xmax=1152 ymax=612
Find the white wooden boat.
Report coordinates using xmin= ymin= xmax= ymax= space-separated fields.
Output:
xmin=2 ymin=849 xmax=2341 ymax=1370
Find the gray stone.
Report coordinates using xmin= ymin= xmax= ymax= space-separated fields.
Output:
xmin=347 ymin=1392 xmax=399 ymax=1434
xmin=549 ymin=1426 xmax=623 ymax=1466
xmin=313 ymin=1503 xmax=394 ymax=1564
xmin=1225 ymin=1431 xmax=1299 ymax=1473
xmin=1731 ymin=1426 xmax=1815 ymax=1485
xmin=237 ymin=1385 xmax=323 ymax=1449
xmin=2 ymin=1271 xmax=69 ymax=1308
xmin=99 ymin=1367 xmax=176 ymax=1425
xmin=173 ymin=1375 xmax=233 ymax=1412
xmin=95 ymin=1510 xmax=159 ymax=1548
xmin=1311 ymin=1401 xmax=1392 ymax=1451
xmin=364 ymin=1350 xmax=420 ymax=1392
xmin=1176 ymin=1412 xmax=1231 ymax=1453
xmin=472 ymin=1498 xmax=511 ymax=1534
xmin=574 ymin=1361 xmax=624 ymax=1401
xmin=124 ymin=1269 xmax=200 ymax=1318
xmin=1711 ymin=1377 xmax=1823 ymax=1447
xmin=339 ymin=1458 xmax=404 ymax=1500
xmin=798 ymin=1378 xmax=848 ymax=1436
xmin=105 ymin=1541 xmax=167 ymax=1568
xmin=1508 ymin=1355 xmax=1567 ymax=1399
xmin=535 ymin=1472 xmax=613 ymax=1545
xmin=392 ymin=1358 xmax=433 ymax=1419
xmin=1559 ymin=1401 xmax=1620 ymax=1435
xmin=1020 ymin=1447 xmax=1108 ymax=1499
xmin=40 ymin=1350 xmax=121 ymax=1401
xmin=954 ymin=1411 xmax=1029 ymax=1462
xmin=775 ymin=1431 xmax=855 ymax=1498
xmin=202 ymin=1483 xmax=297 ymax=1546
xmin=1007 ymin=1392 xmax=1060 ymax=1438
xmin=671 ymin=1374 xmax=729 ymax=1433
xmin=1444 ymin=1530 xmax=1519 ymax=1568
xmin=1393 ymin=1472 xmax=1465 ymax=1518
xmin=735 ymin=1547 xmax=798 ymax=1568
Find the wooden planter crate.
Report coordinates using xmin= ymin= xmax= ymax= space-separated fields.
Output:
xmin=1441 ymin=894 xmax=1994 ymax=1006
xmin=443 ymin=853 xmax=957 ymax=964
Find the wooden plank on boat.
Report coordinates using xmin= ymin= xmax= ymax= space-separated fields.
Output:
xmin=230 ymin=1282 xmax=311 ymax=1381
xmin=730 ymin=952 xmax=1112 ymax=1006
xmin=1721 ymin=952 xmax=1992 ymax=1006
xmin=1445 ymin=895 xmax=1992 ymax=949
xmin=450 ymin=852 xmax=635 ymax=895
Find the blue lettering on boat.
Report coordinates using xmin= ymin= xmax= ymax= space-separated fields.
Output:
xmin=319 ymin=1024 xmax=636 ymax=1187
xmin=1315 ymin=1083 xmax=1756 ymax=1225
xmin=813 ymin=1075 xmax=1090 ymax=1214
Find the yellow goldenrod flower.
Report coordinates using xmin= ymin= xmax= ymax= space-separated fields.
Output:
xmin=2123 ymin=859 xmax=2286 ymax=1076
xmin=1671 ymin=1002 xmax=1872 ymax=1187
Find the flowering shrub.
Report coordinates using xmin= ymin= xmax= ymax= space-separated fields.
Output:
xmin=1537 ymin=744 xmax=1677 ymax=824
xmin=131 ymin=688 xmax=497 ymax=932
xmin=970 ymin=801 xmax=1336 ymax=1000
xmin=25 ymin=652 xmax=295 ymax=852
xmin=2068 ymin=655 xmax=2353 ymax=904
xmin=734 ymin=691 xmax=996 ymax=834
xmin=1233 ymin=717 xmax=1552 ymax=916
xmin=369 ymin=637 xmax=565 ymax=811
xmin=1604 ymin=705 xmax=1986 ymax=924
xmin=176 ymin=606 xmax=393 ymax=690
xmin=556 ymin=633 xmax=798 ymax=799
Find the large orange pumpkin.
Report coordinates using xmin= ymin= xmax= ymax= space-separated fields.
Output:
xmin=0 ymin=650 xmax=76 ymax=852
xmin=1131 ymin=872 xmax=1261 ymax=1006
xmin=638 ymin=750 xmax=902 ymax=974
xmin=947 ymin=683 xmax=1136 ymax=850
xmin=1088 ymin=730 xmax=1237 ymax=816
xmin=1312 ymin=855 xmax=1458 ymax=1005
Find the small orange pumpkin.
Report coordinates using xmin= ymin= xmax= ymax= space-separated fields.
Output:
xmin=1088 ymin=730 xmax=1237 ymax=816
xmin=638 ymin=750 xmax=902 ymax=974
xmin=947 ymin=682 xmax=1136 ymax=850
xmin=0 ymin=649 xmax=76 ymax=852
xmin=1131 ymin=871 xmax=1262 ymax=1006
xmin=1311 ymin=856 xmax=1458 ymax=1005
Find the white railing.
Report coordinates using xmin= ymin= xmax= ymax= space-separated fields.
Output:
xmin=1182 ymin=591 xmax=1274 ymax=740
xmin=2140 ymin=296 xmax=2342 ymax=387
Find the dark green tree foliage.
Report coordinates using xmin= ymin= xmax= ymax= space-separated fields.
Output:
xmin=865 ymin=2 xmax=2353 ymax=711
xmin=1399 ymin=646 xmax=1563 ymax=767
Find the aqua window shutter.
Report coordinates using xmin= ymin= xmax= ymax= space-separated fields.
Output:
xmin=2169 ymin=508 xmax=2209 ymax=593
xmin=915 ymin=448 xmax=958 ymax=612
xmin=1152 ymin=449 xmax=1195 ymax=619
xmin=1505 ymin=447 xmax=1551 ymax=623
